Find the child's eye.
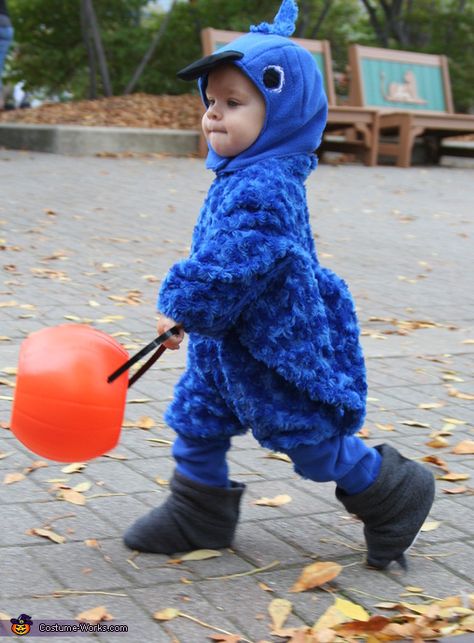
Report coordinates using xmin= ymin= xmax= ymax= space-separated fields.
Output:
xmin=207 ymin=98 xmax=215 ymax=106
xmin=227 ymin=100 xmax=239 ymax=107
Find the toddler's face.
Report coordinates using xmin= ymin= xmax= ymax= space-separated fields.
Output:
xmin=202 ymin=64 xmax=266 ymax=158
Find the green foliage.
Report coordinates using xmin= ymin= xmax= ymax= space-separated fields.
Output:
xmin=6 ymin=0 xmax=149 ymax=97
xmin=4 ymin=0 xmax=474 ymax=111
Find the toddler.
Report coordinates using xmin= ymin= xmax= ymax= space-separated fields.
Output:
xmin=124 ymin=0 xmax=434 ymax=570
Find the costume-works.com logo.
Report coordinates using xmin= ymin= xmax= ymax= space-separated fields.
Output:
xmin=10 ymin=614 xmax=33 ymax=635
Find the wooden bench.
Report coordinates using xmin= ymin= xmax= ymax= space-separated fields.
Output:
xmin=199 ymin=28 xmax=380 ymax=166
xmin=348 ymin=44 xmax=474 ymax=167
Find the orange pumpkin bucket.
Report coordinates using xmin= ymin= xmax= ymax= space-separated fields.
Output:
xmin=10 ymin=323 xmax=178 ymax=462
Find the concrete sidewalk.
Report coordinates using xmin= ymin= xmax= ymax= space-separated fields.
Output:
xmin=0 ymin=150 xmax=473 ymax=641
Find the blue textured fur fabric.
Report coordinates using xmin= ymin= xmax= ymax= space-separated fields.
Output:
xmin=158 ymin=153 xmax=367 ymax=451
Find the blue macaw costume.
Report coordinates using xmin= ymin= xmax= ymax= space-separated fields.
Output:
xmin=124 ymin=0 xmax=434 ymax=567
xmin=158 ymin=0 xmax=367 ymax=452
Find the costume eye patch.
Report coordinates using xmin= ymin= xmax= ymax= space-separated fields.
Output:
xmin=262 ymin=65 xmax=285 ymax=92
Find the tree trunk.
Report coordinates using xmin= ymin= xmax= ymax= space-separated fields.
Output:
xmin=124 ymin=0 xmax=177 ymax=96
xmin=360 ymin=0 xmax=389 ymax=47
xmin=80 ymin=0 xmax=97 ymax=99
xmin=82 ymin=0 xmax=112 ymax=97
xmin=309 ymin=0 xmax=333 ymax=39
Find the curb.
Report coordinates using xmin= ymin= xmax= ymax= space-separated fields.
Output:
xmin=0 ymin=123 xmax=200 ymax=156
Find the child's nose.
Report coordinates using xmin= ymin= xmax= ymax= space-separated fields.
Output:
xmin=207 ymin=103 xmax=221 ymax=119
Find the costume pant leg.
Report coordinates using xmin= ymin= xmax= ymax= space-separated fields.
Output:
xmin=283 ymin=435 xmax=382 ymax=495
xmin=172 ymin=433 xmax=231 ymax=487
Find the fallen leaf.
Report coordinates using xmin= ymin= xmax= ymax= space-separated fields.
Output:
xmin=24 ymin=460 xmax=49 ymax=474
xmin=258 ymin=582 xmax=274 ymax=592
xmin=253 ymin=494 xmax=292 ymax=507
xmin=290 ymin=561 xmax=342 ymax=592
xmin=313 ymin=605 xmax=348 ymax=631
xmin=76 ymin=606 xmax=113 ymax=623
xmin=418 ymin=402 xmax=445 ymax=410
xmin=448 ymin=388 xmax=474 ymax=401
xmin=375 ymin=423 xmax=394 ymax=431
xmin=61 ymin=462 xmax=86 ymax=474
xmin=3 ymin=472 xmax=26 ymax=484
xmin=85 ymin=539 xmax=99 ymax=548
xmin=30 ymin=528 xmax=65 ymax=544
xmin=59 ymin=489 xmax=87 ymax=505
xmin=421 ymin=520 xmax=441 ymax=532
xmin=0 ymin=451 xmax=12 ymax=459
xmin=452 ymin=440 xmax=474 ymax=455
xmin=73 ymin=481 xmax=92 ymax=492
xmin=333 ymin=597 xmax=369 ymax=621
xmin=440 ymin=472 xmax=470 ymax=481
xmin=265 ymin=452 xmax=291 ymax=463
xmin=422 ymin=455 xmax=449 ymax=471
xmin=1 ymin=366 xmax=17 ymax=375
xmin=334 ymin=615 xmax=391 ymax=635
xmin=400 ymin=420 xmax=430 ymax=428
xmin=442 ymin=486 xmax=468 ymax=494
xmin=269 ymin=598 xmax=292 ymax=631
xmin=153 ymin=608 xmax=180 ymax=621
xmin=208 ymin=635 xmax=242 ymax=643
xmin=426 ymin=436 xmax=450 ymax=448
xmin=179 ymin=549 xmax=222 ymax=562
xmin=372 ymin=602 xmax=400 ymax=610
xmin=405 ymin=586 xmax=424 ymax=593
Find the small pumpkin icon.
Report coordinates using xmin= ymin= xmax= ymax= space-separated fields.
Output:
xmin=10 ymin=614 xmax=33 ymax=636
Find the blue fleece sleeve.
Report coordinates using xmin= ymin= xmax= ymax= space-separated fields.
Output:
xmin=158 ymin=228 xmax=292 ymax=336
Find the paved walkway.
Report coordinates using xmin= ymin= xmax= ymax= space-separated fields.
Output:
xmin=0 ymin=150 xmax=473 ymax=641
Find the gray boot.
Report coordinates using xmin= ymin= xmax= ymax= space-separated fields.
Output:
xmin=336 ymin=444 xmax=435 ymax=570
xmin=124 ymin=471 xmax=245 ymax=554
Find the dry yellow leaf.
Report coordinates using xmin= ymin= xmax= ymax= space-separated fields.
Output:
xmin=85 ymin=539 xmax=99 ymax=548
xmin=375 ymin=423 xmax=394 ymax=431
xmin=258 ymin=582 xmax=274 ymax=592
xmin=440 ymin=472 xmax=470 ymax=482
xmin=73 ymin=481 xmax=92 ymax=493
xmin=448 ymin=388 xmax=474 ymax=401
xmin=452 ymin=440 xmax=474 ymax=455
xmin=76 ymin=606 xmax=113 ymax=623
xmin=400 ymin=420 xmax=430 ymax=428
xmin=31 ymin=528 xmax=65 ymax=544
xmin=61 ymin=462 xmax=86 ymax=474
xmin=421 ymin=520 xmax=441 ymax=532
xmin=179 ymin=549 xmax=222 ymax=562
xmin=442 ymin=486 xmax=468 ymax=494
xmin=313 ymin=605 xmax=348 ymax=631
xmin=268 ymin=598 xmax=292 ymax=631
xmin=253 ymin=494 xmax=292 ymax=507
xmin=265 ymin=452 xmax=292 ymax=463
xmin=333 ymin=597 xmax=369 ymax=621
xmin=405 ymin=585 xmax=424 ymax=593
xmin=290 ymin=561 xmax=342 ymax=592
xmin=418 ymin=402 xmax=444 ymax=410
xmin=1 ymin=366 xmax=17 ymax=375
xmin=60 ymin=489 xmax=86 ymax=505
xmin=153 ymin=608 xmax=180 ymax=621
xmin=426 ymin=436 xmax=450 ymax=448
xmin=3 ymin=472 xmax=26 ymax=485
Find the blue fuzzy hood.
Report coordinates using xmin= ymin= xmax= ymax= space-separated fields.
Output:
xmin=179 ymin=0 xmax=328 ymax=173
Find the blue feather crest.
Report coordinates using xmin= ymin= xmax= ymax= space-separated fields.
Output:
xmin=250 ymin=0 xmax=298 ymax=37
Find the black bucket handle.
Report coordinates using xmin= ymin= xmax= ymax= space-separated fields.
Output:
xmin=107 ymin=326 xmax=180 ymax=388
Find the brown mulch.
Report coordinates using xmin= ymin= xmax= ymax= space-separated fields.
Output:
xmin=1 ymin=92 xmax=472 ymax=142
xmin=0 ymin=93 xmax=204 ymax=130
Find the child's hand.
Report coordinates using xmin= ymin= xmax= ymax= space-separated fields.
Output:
xmin=157 ymin=313 xmax=185 ymax=350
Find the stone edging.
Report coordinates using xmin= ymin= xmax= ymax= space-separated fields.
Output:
xmin=0 ymin=123 xmax=200 ymax=156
